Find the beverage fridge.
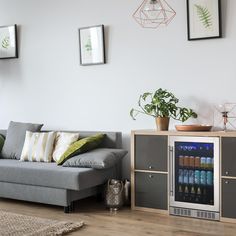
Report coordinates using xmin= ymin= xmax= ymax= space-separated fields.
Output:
xmin=169 ymin=136 xmax=220 ymax=220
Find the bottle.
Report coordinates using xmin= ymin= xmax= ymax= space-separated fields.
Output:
xmin=196 ymin=186 xmax=202 ymax=203
xmin=202 ymin=187 xmax=207 ymax=204
xmin=190 ymin=185 xmax=195 ymax=202
xmin=178 ymin=185 xmax=183 ymax=201
xmin=184 ymin=185 xmax=189 ymax=201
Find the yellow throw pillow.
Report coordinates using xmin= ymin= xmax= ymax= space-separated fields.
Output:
xmin=57 ymin=133 xmax=105 ymax=165
xmin=20 ymin=131 xmax=56 ymax=162
xmin=52 ymin=132 xmax=79 ymax=162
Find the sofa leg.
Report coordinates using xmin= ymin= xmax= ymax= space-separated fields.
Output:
xmin=64 ymin=202 xmax=75 ymax=213
xmin=64 ymin=206 xmax=70 ymax=213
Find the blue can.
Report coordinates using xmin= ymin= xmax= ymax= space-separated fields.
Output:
xmin=207 ymin=171 xmax=213 ymax=186
xmin=200 ymin=170 xmax=206 ymax=185
xmin=195 ymin=170 xmax=200 ymax=184
xmin=179 ymin=169 xmax=184 ymax=184
xmin=189 ymin=170 xmax=194 ymax=184
xmin=183 ymin=170 xmax=189 ymax=184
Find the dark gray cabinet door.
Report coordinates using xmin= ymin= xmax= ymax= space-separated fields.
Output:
xmin=222 ymin=137 xmax=236 ymax=177
xmin=222 ymin=178 xmax=236 ymax=219
xmin=135 ymin=172 xmax=167 ymax=210
xmin=135 ymin=135 xmax=167 ymax=171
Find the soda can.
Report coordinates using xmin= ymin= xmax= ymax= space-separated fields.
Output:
xmin=194 ymin=157 xmax=200 ymax=168
xmin=189 ymin=156 xmax=195 ymax=168
xmin=178 ymin=169 xmax=184 ymax=184
xmin=194 ymin=170 xmax=200 ymax=184
xmin=179 ymin=156 xmax=184 ymax=167
xmin=207 ymin=171 xmax=213 ymax=186
xmin=200 ymin=157 xmax=206 ymax=168
xmin=206 ymin=157 xmax=212 ymax=169
xmin=189 ymin=170 xmax=194 ymax=184
xmin=200 ymin=170 xmax=206 ymax=185
xmin=183 ymin=170 xmax=189 ymax=184
xmin=184 ymin=156 xmax=189 ymax=167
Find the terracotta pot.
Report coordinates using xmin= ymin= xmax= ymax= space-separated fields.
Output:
xmin=155 ymin=117 xmax=170 ymax=131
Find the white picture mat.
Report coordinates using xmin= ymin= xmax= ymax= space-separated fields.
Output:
xmin=79 ymin=26 xmax=104 ymax=65
xmin=0 ymin=25 xmax=16 ymax=58
xmin=188 ymin=0 xmax=220 ymax=39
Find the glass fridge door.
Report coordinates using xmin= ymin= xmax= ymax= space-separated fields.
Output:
xmin=169 ymin=136 xmax=220 ymax=212
xmin=175 ymin=141 xmax=214 ymax=205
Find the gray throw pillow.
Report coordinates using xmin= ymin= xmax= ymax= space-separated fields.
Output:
xmin=1 ymin=121 xmax=43 ymax=160
xmin=62 ymin=148 xmax=128 ymax=169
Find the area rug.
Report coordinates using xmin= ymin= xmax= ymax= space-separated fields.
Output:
xmin=0 ymin=210 xmax=84 ymax=236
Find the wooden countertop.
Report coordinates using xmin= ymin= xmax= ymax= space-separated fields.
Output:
xmin=132 ymin=129 xmax=236 ymax=137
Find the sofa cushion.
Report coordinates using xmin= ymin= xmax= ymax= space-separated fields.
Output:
xmin=1 ymin=121 xmax=43 ymax=160
xmin=20 ymin=131 xmax=56 ymax=162
xmin=0 ymin=159 xmax=116 ymax=191
xmin=62 ymin=148 xmax=127 ymax=169
xmin=57 ymin=133 xmax=105 ymax=165
xmin=52 ymin=132 xmax=79 ymax=162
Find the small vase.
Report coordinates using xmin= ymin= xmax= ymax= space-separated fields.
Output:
xmin=155 ymin=117 xmax=170 ymax=131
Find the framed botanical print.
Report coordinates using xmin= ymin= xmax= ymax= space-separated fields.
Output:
xmin=0 ymin=24 xmax=18 ymax=59
xmin=79 ymin=25 xmax=106 ymax=66
xmin=187 ymin=0 xmax=222 ymax=40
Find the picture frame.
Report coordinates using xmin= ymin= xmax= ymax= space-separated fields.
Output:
xmin=187 ymin=0 xmax=222 ymax=40
xmin=78 ymin=25 xmax=106 ymax=66
xmin=0 ymin=24 xmax=18 ymax=59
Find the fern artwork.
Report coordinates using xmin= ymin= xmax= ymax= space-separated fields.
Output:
xmin=0 ymin=25 xmax=18 ymax=58
xmin=195 ymin=4 xmax=212 ymax=29
xmin=187 ymin=0 xmax=221 ymax=40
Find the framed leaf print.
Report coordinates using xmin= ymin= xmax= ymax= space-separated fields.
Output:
xmin=187 ymin=0 xmax=222 ymax=40
xmin=0 ymin=24 xmax=18 ymax=59
xmin=79 ymin=25 xmax=106 ymax=66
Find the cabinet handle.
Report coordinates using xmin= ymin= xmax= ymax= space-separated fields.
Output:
xmin=225 ymin=181 xmax=229 ymax=184
xmin=169 ymin=146 xmax=174 ymax=196
xmin=225 ymin=171 xmax=229 ymax=175
xmin=149 ymin=166 xmax=153 ymax=169
xmin=149 ymin=175 xmax=153 ymax=178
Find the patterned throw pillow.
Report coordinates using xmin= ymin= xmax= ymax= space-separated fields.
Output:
xmin=52 ymin=132 xmax=79 ymax=162
xmin=0 ymin=135 xmax=5 ymax=153
xmin=20 ymin=131 xmax=56 ymax=162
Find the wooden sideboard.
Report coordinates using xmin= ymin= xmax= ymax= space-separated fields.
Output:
xmin=131 ymin=130 xmax=236 ymax=222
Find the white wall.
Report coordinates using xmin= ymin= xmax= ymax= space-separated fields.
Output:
xmin=0 ymin=0 xmax=235 ymax=178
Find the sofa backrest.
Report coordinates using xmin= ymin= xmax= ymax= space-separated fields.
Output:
xmin=0 ymin=129 xmax=122 ymax=149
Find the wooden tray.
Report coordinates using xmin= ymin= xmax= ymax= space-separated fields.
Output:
xmin=175 ymin=125 xmax=212 ymax=132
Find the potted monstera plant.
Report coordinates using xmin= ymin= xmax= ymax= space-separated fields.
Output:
xmin=130 ymin=88 xmax=197 ymax=131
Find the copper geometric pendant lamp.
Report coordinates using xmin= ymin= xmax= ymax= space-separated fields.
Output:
xmin=133 ymin=0 xmax=176 ymax=28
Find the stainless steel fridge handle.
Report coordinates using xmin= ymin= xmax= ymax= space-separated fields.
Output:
xmin=169 ymin=146 xmax=174 ymax=196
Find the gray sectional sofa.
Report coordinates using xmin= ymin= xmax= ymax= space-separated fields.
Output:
xmin=0 ymin=130 xmax=123 ymax=213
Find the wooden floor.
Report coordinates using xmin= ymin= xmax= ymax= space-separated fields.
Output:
xmin=0 ymin=197 xmax=236 ymax=236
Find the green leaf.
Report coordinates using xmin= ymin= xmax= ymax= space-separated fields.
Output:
xmin=1 ymin=36 xmax=10 ymax=49
xmin=195 ymin=4 xmax=212 ymax=28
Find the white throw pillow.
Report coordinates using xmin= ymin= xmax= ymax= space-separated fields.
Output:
xmin=20 ymin=131 xmax=56 ymax=162
xmin=52 ymin=132 xmax=79 ymax=162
